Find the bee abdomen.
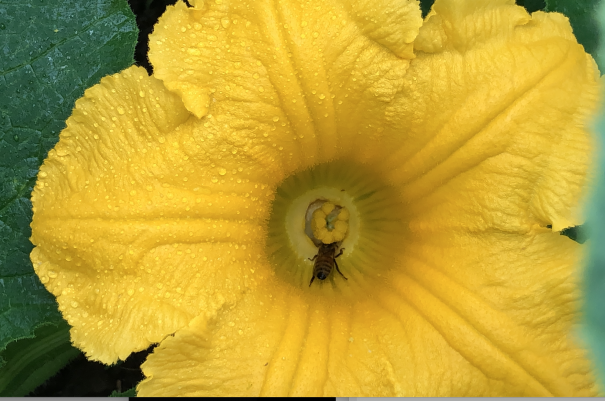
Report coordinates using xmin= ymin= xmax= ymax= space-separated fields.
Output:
xmin=314 ymin=258 xmax=333 ymax=280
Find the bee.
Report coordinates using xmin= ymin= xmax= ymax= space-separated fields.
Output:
xmin=308 ymin=242 xmax=347 ymax=286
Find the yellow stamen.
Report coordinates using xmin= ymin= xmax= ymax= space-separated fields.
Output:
xmin=311 ymin=201 xmax=349 ymax=244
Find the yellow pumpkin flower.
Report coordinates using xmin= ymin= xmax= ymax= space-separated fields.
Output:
xmin=30 ymin=0 xmax=601 ymax=396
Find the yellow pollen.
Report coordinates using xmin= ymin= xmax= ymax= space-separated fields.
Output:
xmin=311 ymin=201 xmax=349 ymax=244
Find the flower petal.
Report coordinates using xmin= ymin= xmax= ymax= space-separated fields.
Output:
xmin=148 ymin=0 xmax=421 ymax=172
xmin=391 ymin=229 xmax=598 ymax=396
xmin=381 ymin=3 xmax=599 ymax=232
xmin=30 ymin=66 xmax=273 ymax=364
xmin=139 ymin=228 xmax=598 ymax=397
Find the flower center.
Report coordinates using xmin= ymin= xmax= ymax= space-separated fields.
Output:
xmin=266 ymin=160 xmax=407 ymax=292
xmin=307 ymin=200 xmax=349 ymax=245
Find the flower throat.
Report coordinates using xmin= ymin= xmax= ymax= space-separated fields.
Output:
xmin=266 ymin=160 xmax=407 ymax=291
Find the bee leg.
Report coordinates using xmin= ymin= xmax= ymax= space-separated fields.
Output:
xmin=334 ymin=259 xmax=348 ymax=280
xmin=308 ymin=255 xmax=318 ymax=261
xmin=309 ymin=275 xmax=316 ymax=287
xmin=335 ymin=248 xmax=344 ymax=258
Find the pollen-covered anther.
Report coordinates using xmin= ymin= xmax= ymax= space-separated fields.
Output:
xmin=311 ymin=202 xmax=349 ymax=244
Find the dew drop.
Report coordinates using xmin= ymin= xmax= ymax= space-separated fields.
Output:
xmin=272 ymin=116 xmax=279 ymax=122
xmin=319 ymin=93 xmax=326 ymax=99
xmin=48 ymin=270 xmax=58 ymax=278
xmin=39 ymin=171 xmax=48 ymax=178
xmin=71 ymin=301 xmax=79 ymax=308
xmin=40 ymin=275 xmax=49 ymax=284
xmin=117 ymin=107 xmax=125 ymax=115
xmin=211 ymin=177 xmax=218 ymax=183
xmin=139 ymin=90 xmax=145 ymax=97
xmin=253 ymin=73 xmax=259 ymax=79
xmin=219 ymin=168 xmax=227 ymax=175
xmin=93 ymin=134 xmax=99 ymax=139
xmin=158 ymin=137 xmax=166 ymax=143
xmin=188 ymin=47 xmax=201 ymax=56
xmin=221 ymin=18 xmax=230 ymax=28
xmin=127 ymin=288 xmax=134 ymax=296
xmin=258 ymin=86 xmax=264 ymax=92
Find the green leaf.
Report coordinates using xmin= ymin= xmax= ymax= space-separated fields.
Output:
xmin=545 ymin=0 xmax=601 ymax=66
xmin=0 ymin=320 xmax=80 ymax=396
xmin=110 ymin=386 xmax=137 ymax=397
xmin=0 ymin=0 xmax=137 ymax=360
xmin=583 ymin=0 xmax=605 ymax=392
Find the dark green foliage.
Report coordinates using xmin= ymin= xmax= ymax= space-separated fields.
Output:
xmin=0 ymin=321 xmax=79 ymax=396
xmin=0 ymin=0 xmax=137 ymax=392
xmin=546 ymin=0 xmax=600 ymax=60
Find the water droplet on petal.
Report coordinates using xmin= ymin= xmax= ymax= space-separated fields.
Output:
xmin=272 ymin=116 xmax=279 ymax=122
xmin=219 ymin=168 xmax=227 ymax=175
xmin=187 ymin=48 xmax=201 ymax=56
